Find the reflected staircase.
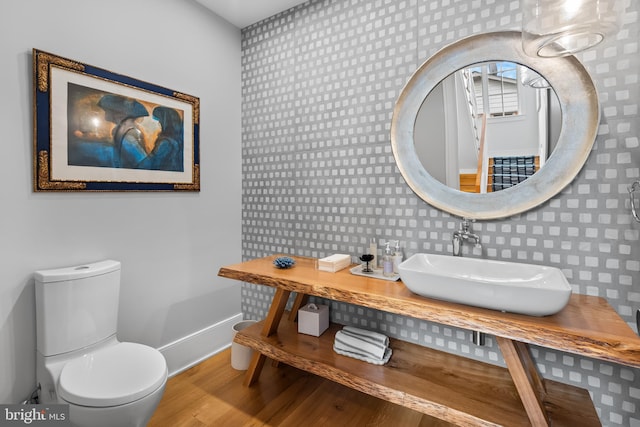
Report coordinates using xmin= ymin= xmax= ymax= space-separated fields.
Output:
xmin=460 ymin=155 xmax=540 ymax=193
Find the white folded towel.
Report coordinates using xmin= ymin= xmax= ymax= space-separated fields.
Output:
xmin=333 ymin=324 xmax=393 ymax=366
xmin=342 ymin=326 xmax=389 ymax=347
xmin=334 ymin=330 xmax=387 ymax=360
xmin=333 ymin=344 xmax=392 ymax=365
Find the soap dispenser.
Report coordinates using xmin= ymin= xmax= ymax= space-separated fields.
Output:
xmin=369 ymin=237 xmax=377 ymax=269
xmin=382 ymin=241 xmax=394 ymax=277
xmin=392 ymin=240 xmax=403 ymax=274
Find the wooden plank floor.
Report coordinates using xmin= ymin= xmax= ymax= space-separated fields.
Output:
xmin=148 ymin=348 xmax=453 ymax=426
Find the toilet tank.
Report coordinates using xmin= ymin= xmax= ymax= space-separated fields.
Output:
xmin=35 ymin=260 xmax=122 ymax=356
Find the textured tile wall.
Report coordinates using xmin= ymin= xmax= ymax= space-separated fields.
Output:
xmin=241 ymin=1 xmax=640 ymax=425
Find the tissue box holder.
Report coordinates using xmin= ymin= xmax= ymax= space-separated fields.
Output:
xmin=298 ymin=303 xmax=329 ymax=337
xmin=318 ymin=254 xmax=351 ymax=272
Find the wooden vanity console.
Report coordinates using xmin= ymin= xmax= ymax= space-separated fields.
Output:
xmin=218 ymin=255 xmax=640 ymax=427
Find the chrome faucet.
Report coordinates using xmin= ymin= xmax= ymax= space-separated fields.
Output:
xmin=453 ymin=218 xmax=484 ymax=345
xmin=452 ymin=218 xmax=482 ymax=256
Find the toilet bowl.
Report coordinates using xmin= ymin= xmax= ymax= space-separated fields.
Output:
xmin=60 ymin=340 xmax=166 ymax=427
xmin=35 ymin=260 xmax=168 ymax=427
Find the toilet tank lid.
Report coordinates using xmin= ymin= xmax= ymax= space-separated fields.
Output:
xmin=34 ymin=260 xmax=121 ymax=283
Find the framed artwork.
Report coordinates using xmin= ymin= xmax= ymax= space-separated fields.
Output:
xmin=33 ymin=49 xmax=200 ymax=191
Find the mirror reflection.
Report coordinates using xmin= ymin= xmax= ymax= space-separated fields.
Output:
xmin=414 ymin=62 xmax=561 ymax=194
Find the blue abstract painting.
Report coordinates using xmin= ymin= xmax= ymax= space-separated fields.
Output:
xmin=67 ymin=83 xmax=184 ymax=172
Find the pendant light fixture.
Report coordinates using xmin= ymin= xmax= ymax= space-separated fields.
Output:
xmin=521 ymin=0 xmax=622 ymax=57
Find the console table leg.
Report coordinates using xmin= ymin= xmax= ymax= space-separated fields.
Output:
xmin=497 ymin=337 xmax=549 ymax=427
xmin=288 ymin=293 xmax=309 ymax=322
xmin=242 ymin=288 xmax=291 ymax=386
xmin=269 ymin=293 xmax=308 ymax=369
xmin=242 ymin=352 xmax=267 ymax=387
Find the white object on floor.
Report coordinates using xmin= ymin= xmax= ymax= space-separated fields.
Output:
xmin=231 ymin=320 xmax=258 ymax=370
xmin=35 ymin=260 xmax=168 ymax=427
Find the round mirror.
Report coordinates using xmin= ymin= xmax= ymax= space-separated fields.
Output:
xmin=391 ymin=31 xmax=599 ymax=219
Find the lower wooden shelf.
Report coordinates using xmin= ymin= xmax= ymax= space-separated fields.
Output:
xmin=235 ymin=318 xmax=600 ymax=427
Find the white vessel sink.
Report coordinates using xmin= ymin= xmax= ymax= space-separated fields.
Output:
xmin=398 ymin=253 xmax=572 ymax=316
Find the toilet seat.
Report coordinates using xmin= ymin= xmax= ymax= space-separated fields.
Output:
xmin=58 ymin=342 xmax=167 ymax=407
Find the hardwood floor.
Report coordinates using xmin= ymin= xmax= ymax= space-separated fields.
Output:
xmin=148 ymin=348 xmax=453 ymax=426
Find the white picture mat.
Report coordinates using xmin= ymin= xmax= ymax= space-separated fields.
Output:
xmin=49 ymin=66 xmax=194 ymax=184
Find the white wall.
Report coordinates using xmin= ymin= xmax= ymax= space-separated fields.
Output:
xmin=485 ymin=85 xmax=544 ymax=157
xmin=414 ymin=83 xmax=447 ymax=183
xmin=0 ymin=0 xmax=242 ymax=403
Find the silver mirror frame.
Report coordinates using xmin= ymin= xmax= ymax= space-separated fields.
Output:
xmin=391 ymin=31 xmax=600 ymax=220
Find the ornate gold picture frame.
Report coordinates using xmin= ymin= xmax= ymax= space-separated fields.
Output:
xmin=33 ymin=49 xmax=200 ymax=191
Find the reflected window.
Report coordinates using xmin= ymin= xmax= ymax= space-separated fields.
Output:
xmin=469 ymin=62 xmax=520 ymax=117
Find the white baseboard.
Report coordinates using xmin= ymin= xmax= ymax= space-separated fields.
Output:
xmin=158 ymin=313 xmax=243 ymax=377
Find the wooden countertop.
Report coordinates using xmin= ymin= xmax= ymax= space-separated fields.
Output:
xmin=219 ymin=255 xmax=640 ymax=369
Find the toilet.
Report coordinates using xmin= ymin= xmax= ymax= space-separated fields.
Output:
xmin=35 ymin=260 xmax=168 ymax=427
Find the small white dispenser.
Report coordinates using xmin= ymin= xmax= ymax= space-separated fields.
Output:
xmin=298 ymin=303 xmax=329 ymax=337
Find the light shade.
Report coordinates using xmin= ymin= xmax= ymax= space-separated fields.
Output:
xmin=522 ymin=0 xmax=621 ymax=57
xmin=520 ymin=67 xmax=551 ymax=88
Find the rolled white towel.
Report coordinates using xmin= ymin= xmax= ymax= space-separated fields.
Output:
xmin=334 ymin=330 xmax=387 ymax=360
xmin=333 ymin=344 xmax=392 ymax=365
xmin=338 ymin=330 xmax=388 ymax=355
xmin=342 ymin=326 xmax=389 ymax=347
